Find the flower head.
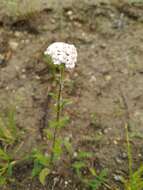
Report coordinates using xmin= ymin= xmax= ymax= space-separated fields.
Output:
xmin=44 ymin=42 xmax=77 ymax=69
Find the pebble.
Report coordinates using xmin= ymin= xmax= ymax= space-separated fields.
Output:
xmin=100 ymin=43 xmax=107 ymax=49
xmin=22 ymin=68 xmax=26 ymax=73
xmin=122 ymin=68 xmax=128 ymax=75
xmin=90 ymin=75 xmax=97 ymax=83
xmin=113 ymin=174 xmax=122 ymax=182
xmin=9 ymin=40 xmax=18 ymax=50
xmin=67 ymin=10 xmax=73 ymax=16
xmin=35 ymin=75 xmax=41 ymax=80
xmin=64 ymin=181 xmax=68 ymax=187
xmin=5 ymin=86 xmax=9 ymax=90
xmin=14 ymin=31 xmax=22 ymax=37
xmin=113 ymin=140 xmax=118 ymax=145
xmin=66 ymin=10 xmax=74 ymax=20
xmin=15 ymin=65 xmax=20 ymax=71
xmin=21 ymin=74 xmax=26 ymax=79
xmin=25 ymin=39 xmax=30 ymax=44
xmin=98 ymin=131 xmax=103 ymax=136
xmin=103 ymin=129 xmax=109 ymax=134
xmin=105 ymin=75 xmax=112 ymax=81
xmin=121 ymin=152 xmax=127 ymax=159
xmin=115 ymin=157 xmax=123 ymax=164
xmin=21 ymin=39 xmax=30 ymax=44
xmin=53 ymin=177 xmax=59 ymax=185
xmin=51 ymin=18 xmax=56 ymax=24
xmin=73 ymin=152 xmax=78 ymax=158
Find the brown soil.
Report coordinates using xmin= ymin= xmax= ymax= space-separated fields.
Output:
xmin=0 ymin=1 xmax=143 ymax=190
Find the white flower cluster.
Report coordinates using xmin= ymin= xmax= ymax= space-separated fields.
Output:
xmin=44 ymin=42 xmax=77 ymax=69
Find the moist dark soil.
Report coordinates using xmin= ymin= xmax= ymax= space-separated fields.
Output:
xmin=0 ymin=1 xmax=143 ymax=190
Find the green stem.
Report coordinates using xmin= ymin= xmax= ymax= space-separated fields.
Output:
xmin=50 ymin=66 xmax=64 ymax=166
xmin=125 ymin=123 xmax=133 ymax=182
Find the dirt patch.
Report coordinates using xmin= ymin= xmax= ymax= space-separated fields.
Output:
xmin=0 ymin=1 xmax=143 ymax=190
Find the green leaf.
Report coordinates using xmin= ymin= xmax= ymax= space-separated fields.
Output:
xmin=88 ymin=169 xmax=107 ymax=190
xmin=48 ymin=92 xmax=57 ymax=99
xmin=89 ymin=167 xmax=97 ymax=176
xmin=77 ymin=151 xmax=93 ymax=159
xmin=53 ymin=139 xmax=63 ymax=160
xmin=49 ymin=120 xmax=58 ymax=129
xmin=7 ymin=108 xmax=17 ymax=136
xmin=32 ymin=150 xmax=50 ymax=166
xmin=64 ymin=139 xmax=73 ymax=154
xmin=72 ymin=161 xmax=86 ymax=178
xmin=72 ymin=161 xmax=86 ymax=170
xmin=49 ymin=116 xmax=69 ymax=129
xmin=60 ymin=99 xmax=73 ymax=109
xmin=45 ymin=130 xmax=53 ymax=140
xmin=0 ymin=108 xmax=18 ymax=145
xmin=39 ymin=168 xmax=50 ymax=185
xmin=0 ymin=148 xmax=11 ymax=161
xmin=32 ymin=160 xmax=43 ymax=177
xmin=0 ymin=176 xmax=6 ymax=186
xmin=58 ymin=116 xmax=70 ymax=129
xmin=7 ymin=162 xmax=13 ymax=176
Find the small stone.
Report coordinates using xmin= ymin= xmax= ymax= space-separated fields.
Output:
xmin=113 ymin=140 xmax=118 ymax=145
xmin=103 ymin=129 xmax=109 ymax=134
xmin=16 ymin=106 xmax=19 ymax=110
xmin=122 ymin=69 xmax=128 ymax=75
xmin=105 ymin=75 xmax=112 ymax=81
xmin=53 ymin=177 xmax=59 ymax=184
xmin=51 ymin=18 xmax=56 ymax=24
xmin=68 ymin=179 xmax=72 ymax=183
xmin=100 ymin=43 xmax=107 ymax=49
xmin=90 ymin=75 xmax=97 ymax=83
xmin=14 ymin=31 xmax=22 ymax=37
xmin=67 ymin=10 xmax=73 ymax=16
xmin=5 ymin=86 xmax=9 ymax=90
xmin=73 ymin=152 xmax=78 ymax=158
xmin=122 ymin=152 xmax=127 ymax=159
xmin=22 ymin=69 xmax=26 ymax=73
xmin=44 ymin=152 xmax=49 ymax=157
xmin=21 ymin=74 xmax=26 ymax=79
xmin=64 ymin=181 xmax=68 ymax=186
xmin=98 ymin=131 xmax=103 ymax=136
xmin=66 ymin=10 xmax=74 ymax=20
xmin=25 ymin=39 xmax=30 ymax=44
xmin=15 ymin=66 xmax=20 ymax=71
xmin=35 ymin=75 xmax=40 ymax=80
xmin=9 ymin=41 xmax=18 ymax=50
xmin=113 ymin=174 xmax=122 ymax=182
xmin=115 ymin=157 xmax=123 ymax=164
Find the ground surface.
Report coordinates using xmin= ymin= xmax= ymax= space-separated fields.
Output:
xmin=0 ymin=0 xmax=143 ymax=190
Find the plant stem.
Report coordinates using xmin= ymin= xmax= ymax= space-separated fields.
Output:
xmin=50 ymin=66 xmax=64 ymax=166
xmin=125 ymin=123 xmax=133 ymax=182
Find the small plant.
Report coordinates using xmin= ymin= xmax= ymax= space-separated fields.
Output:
xmin=122 ymin=124 xmax=143 ymax=190
xmin=0 ymin=108 xmax=18 ymax=146
xmin=31 ymin=42 xmax=77 ymax=185
xmin=44 ymin=42 xmax=77 ymax=167
xmin=0 ymin=108 xmax=20 ymax=186
xmin=0 ymin=148 xmax=16 ymax=186
xmin=72 ymin=150 xmax=108 ymax=190
xmin=30 ymin=149 xmax=50 ymax=185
